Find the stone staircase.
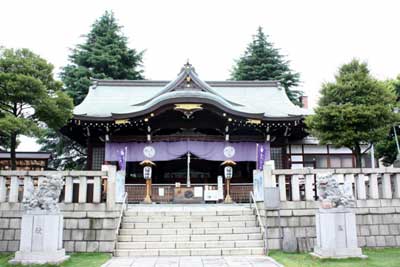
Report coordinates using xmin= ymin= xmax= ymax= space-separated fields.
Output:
xmin=114 ymin=204 xmax=264 ymax=256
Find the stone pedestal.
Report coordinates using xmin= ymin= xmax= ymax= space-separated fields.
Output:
xmin=10 ymin=211 xmax=69 ymax=265
xmin=115 ymin=170 xmax=126 ymax=203
xmin=311 ymin=207 xmax=366 ymax=259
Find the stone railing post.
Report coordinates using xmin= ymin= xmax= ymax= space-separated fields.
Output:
xmin=9 ymin=176 xmax=20 ymax=202
xmin=382 ymin=173 xmax=393 ymax=199
xmin=394 ymin=173 xmax=400 ymax=199
xmin=64 ymin=176 xmax=73 ymax=203
xmin=78 ymin=176 xmax=87 ymax=203
xmin=102 ymin=165 xmax=117 ymax=210
xmin=0 ymin=176 xmax=6 ymax=202
xmin=305 ymin=173 xmax=314 ymax=201
xmin=356 ymin=174 xmax=367 ymax=200
xmin=368 ymin=173 xmax=379 ymax=199
xmin=344 ymin=174 xmax=355 ymax=197
xmin=278 ymin=175 xmax=286 ymax=201
xmin=93 ymin=176 xmax=101 ymax=203
xmin=263 ymin=160 xmax=276 ymax=188
xmin=291 ymin=175 xmax=301 ymax=201
xmin=23 ymin=176 xmax=34 ymax=200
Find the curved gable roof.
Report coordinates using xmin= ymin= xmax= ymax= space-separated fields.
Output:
xmin=73 ymin=63 xmax=311 ymax=121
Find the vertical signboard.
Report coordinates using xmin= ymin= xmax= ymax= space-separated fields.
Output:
xmin=253 ymin=169 xmax=264 ymax=201
xmin=217 ymin=175 xmax=224 ymax=200
xmin=115 ymin=146 xmax=127 ymax=203
xmin=256 ymin=143 xmax=270 ymax=170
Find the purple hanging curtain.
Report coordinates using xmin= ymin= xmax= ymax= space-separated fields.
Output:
xmin=105 ymin=141 xmax=270 ymax=162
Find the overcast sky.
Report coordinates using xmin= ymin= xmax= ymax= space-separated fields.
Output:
xmin=2 ymin=0 xmax=400 ymax=151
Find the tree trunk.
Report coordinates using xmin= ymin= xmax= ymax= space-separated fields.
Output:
xmin=10 ymin=132 xmax=17 ymax=170
xmin=354 ymin=145 xmax=362 ymax=168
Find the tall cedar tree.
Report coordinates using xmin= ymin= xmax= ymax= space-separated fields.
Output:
xmin=306 ymin=60 xmax=397 ymax=168
xmin=231 ymin=27 xmax=302 ymax=105
xmin=0 ymin=48 xmax=73 ymax=170
xmin=38 ymin=11 xmax=144 ymax=170
xmin=375 ymin=75 xmax=400 ymax=165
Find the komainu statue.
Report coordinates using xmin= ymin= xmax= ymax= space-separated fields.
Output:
xmin=317 ymin=173 xmax=354 ymax=208
xmin=23 ymin=174 xmax=64 ymax=212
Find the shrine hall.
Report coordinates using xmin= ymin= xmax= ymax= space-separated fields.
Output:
xmin=61 ymin=62 xmax=358 ymax=203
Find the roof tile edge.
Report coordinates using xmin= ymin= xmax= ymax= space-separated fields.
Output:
xmin=93 ymin=79 xmax=280 ymax=87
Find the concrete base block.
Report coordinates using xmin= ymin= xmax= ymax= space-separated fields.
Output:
xmin=313 ymin=207 xmax=366 ymax=259
xmin=310 ymin=250 xmax=367 ymax=259
xmin=10 ymin=212 xmax=68 ymax=264
xmin=10 ymin=250 xmax=70 ymax=265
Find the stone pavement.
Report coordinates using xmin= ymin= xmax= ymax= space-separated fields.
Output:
xmin=102 ymin=256 xmax=282 ymax=267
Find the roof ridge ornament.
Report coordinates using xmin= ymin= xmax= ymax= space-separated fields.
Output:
xmin=181 ymin=60 xmax=196 ymax=75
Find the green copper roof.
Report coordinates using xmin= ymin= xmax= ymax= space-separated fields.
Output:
xmin=73 ymin=63 xmax=311 ymax=121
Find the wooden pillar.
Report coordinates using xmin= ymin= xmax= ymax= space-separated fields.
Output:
xmin=87 ymin=137 xmax=93 ymax=170
xmin=224 ymin=179 xmax=233 ymax=203
xmin=143 ymin=178 xmax=152 ymax=204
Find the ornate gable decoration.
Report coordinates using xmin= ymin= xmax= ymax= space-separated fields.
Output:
xmin=172 ymin=62 xmax=202 ymax=91
xmin=153 ymin=62 xmax=230 ymax=98
xmin=129 ymin=62 xmax=244 ymax=112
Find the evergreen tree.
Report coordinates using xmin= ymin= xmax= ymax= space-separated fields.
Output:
xmin=306 ymin=60 xmax=397 ymax=167
xmin=375 ymin=75 xmax=400 ymax=165
xmin=231 ymin=27 xmax=302 ymax=105
xmin=39 ymin=11 xmax=144 ymax=170
xmin=61 ymin=10 xmax=144 ymax=105
xmin=0 ymin=48 xmax=73 ymax=170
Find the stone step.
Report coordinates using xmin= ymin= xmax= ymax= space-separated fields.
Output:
xmin=122 ymin=215 xmax=256 ymax=223
xmin=116 ymin=240 xmax=264 ymax=249
xmin=120 ymin=220 xmax=257 ymax=229
xmin=119 ymin=226 xmax=261 ymax=236
xmin=114 ymin=247 xmax=264 ymax=257
xmin=124 ymin=210 xmax=254 ymax=217
xmin=117 ymin=233 xmax=263 ymax=242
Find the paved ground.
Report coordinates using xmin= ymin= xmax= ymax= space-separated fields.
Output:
xmin=102 ymin=256 xmax=282 ymax=267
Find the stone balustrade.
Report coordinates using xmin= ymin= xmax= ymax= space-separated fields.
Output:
xmin=264 ymin=167 xmax=400 ymax=201
xmin=0 ymin=165 xmax=117 ymax=208
xmin=0 ymin=165 xmax=124 ymax=253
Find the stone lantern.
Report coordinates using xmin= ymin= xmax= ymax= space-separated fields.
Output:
xmin=221 ymin=160 xmax=236 ymax=204
xmin=140 ymin=160 xmax=155 ymax=204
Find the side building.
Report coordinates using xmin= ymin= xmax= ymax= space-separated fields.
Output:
xmin=0 ymin=151 xmax=51 ymax=171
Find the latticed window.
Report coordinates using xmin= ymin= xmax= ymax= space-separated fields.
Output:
xmin=271 ymin=147 xmax=284 ymax=169
xmin=92 ymin=146 xmax=105 ymax=170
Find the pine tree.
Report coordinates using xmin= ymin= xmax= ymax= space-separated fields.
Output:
xmin=231 ymin=27 xmax=302 ymax=105
xmin=39 ymin=11 xmax=144 ymax=170
xmin=61 ymin=10 xmax=144 ymax=105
